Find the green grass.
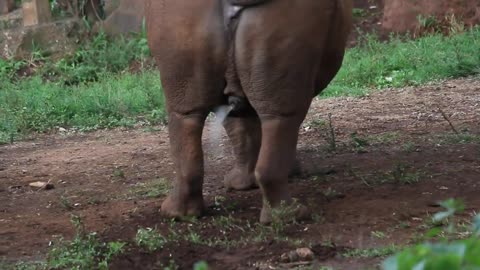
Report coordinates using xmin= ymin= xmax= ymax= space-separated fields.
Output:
xmin=135 ymin=227 xmax=168 ymax=252
xmin=383 ymin=199 xmax=480 ymax=270
xmin=1 ymin=28 xmax=479 ymax=143
xmin=322 ymin=27 xmax=480 ymax=97
xmin=0 ymin=72 xmax=166 ymax=144
xmin=343 ymin=245 xmax=400 ymax=258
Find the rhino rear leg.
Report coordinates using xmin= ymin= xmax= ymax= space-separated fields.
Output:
xmin=160 ymin=112 xmax=207 ymax=218
xmin=223 ymin=107 xmax=261 ymax=191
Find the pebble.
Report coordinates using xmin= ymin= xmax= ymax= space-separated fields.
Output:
xmin=29 ymin=181 xmax=55 ymax=190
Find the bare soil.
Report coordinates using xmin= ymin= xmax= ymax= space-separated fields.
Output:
xmin=1 ymin=77 xmax=479 ymax=270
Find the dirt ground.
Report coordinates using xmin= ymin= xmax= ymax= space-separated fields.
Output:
xmin=1 ymin=76 xmax=479 ymax=270
xmin=2 ymin=1 xmax=480 ymax=269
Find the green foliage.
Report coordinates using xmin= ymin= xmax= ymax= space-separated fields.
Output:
xmin=383 ymin=199 xmax=480 ymax=270
xmin=343 ymin=245 xmax=399 ymax=258
xmin=323 ymin=27 xmax=480 ymax=97
xmin=135 ymin=227 xmax=168 ymax=252
xmin=0 ymin=30 xmax=158 ymax=144
xmin=193 ymin=261 xmax=209 ymax=270
xmin=0 ymin=72 xmax=166 ymax=144
xmin=47 ymin=215 xmax=125 ymax=270
xmin=51 ymin=30 xmax=150 ymax=84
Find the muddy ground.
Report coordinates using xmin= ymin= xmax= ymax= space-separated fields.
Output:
xmin=1 ymin=76 xmax=479 ymax=270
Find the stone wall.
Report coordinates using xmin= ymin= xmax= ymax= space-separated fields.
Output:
xmin=0 ymin=0 xmax=15 ymax=15
xmin=100 ymin=0 xmax=146 ymax=35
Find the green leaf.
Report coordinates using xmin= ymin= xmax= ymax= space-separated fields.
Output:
xmin=473 ymin=215 xmax=480 ymax=236
xmin=193 ymin=261 xmax=209 ymax=270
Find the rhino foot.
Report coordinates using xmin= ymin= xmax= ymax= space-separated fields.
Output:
xmin=160 ymin=195 xmax=205 ymax=218
xmin=224 ymin=166 xmax=258 ymax=191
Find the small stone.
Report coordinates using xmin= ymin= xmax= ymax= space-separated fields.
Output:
xmin=296 ymin=248 xmax=314 ymax=261
xmin=29 ymin=181 xmax=54 ymax=190
xmin=280 ymin=251 xmax=300 ymax=263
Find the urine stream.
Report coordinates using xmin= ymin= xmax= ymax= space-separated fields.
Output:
xmin=204 ymin=105 xmax=233 ymax=157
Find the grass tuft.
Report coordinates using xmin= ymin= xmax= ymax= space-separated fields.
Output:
xmin=323 ymin=27 xmax=480 ymax=97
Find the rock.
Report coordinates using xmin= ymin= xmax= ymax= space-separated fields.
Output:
xmin=99 ymin=0 xmax=145 ymax=35
xmin=29 ymin=181 xmax=54 ymax=190
xmin=383 ymin=0 xmax=480 ymax=33
xmin=0 ymin=18 xmax=82 ymax=59
xmin=0 ymin=8 xmax=23 ymax=31
xmin=280 ymin=248 xmax=315 ymax=263
xmin=296 ymin=248 xmax=315 ymax=261
xmin=0 ymin=0 xmax=15 ymax=15
xmin=22 ymin=0 xmax=52 ymax=26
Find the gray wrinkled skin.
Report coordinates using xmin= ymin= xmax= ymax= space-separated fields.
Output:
xmin=146 ymin=0 xmax=353 ymax=223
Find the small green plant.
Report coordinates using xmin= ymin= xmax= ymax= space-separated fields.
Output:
xmin=383 ymin=199 xmax=480 ymax=270
xmin=47 ymin=215 xmax=125 ymax=270
xmin=184 ymin=228 xmax=203 ymax=244
xmin=129 ymin=178 xmax=171 ymax=199
xmin=372 ymin=231 xmax=388 ymax=239
xmin=270 ymin=200 xmax=301 ymax=235
xmin=350 ymin=132 xmax=369 ymax=153
xmin=439 ymin=133 xmax=480 ymax=145
xmin=343 ymin=245 xmax=399 ymax=258
xmin=135 ymin=227 xmax=168 ymax=252
xmin=390 ymin=163 xmax=422 ymax=185
xmin=402 ymin=142 xmax=416 ymax=153
xmin=112 ymin=168 xmax=125 ymax=179
xmin=60 ymin=195 xmax=74 ymax=211
xmin=352 ymin=8 xmax=367 ymax=18
xmin=322 ymin=27 xmax=480 ymax=97
xmin=323 ymin=187 xmax=341 ymax=200
xmin=193 ymin=261 xmax=209 ymax=270
xmin=308 ymin=118 xmax=326 ymax=129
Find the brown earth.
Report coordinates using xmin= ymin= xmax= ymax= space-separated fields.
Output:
xmin=1 ymin=2 xmax=480 ymax=270
xmin=1 ymin=76 xmax=479 ymax=270
xmin=383 ymin=0 xmax=480 ymax=34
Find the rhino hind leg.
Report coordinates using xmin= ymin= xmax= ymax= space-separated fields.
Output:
xmin=223 ymin=104 xmax=261 ymax=191
xmin=160 ymin=113 xmax=208 ymax=218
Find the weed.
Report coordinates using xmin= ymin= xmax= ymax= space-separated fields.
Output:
xmin=112 ymin=168 xmax=125 ymax=179
xmin=184 ymin=228 xmax=203 ymax=244
xmin=343 ymin=245 xmax=399 ymax=258
xmin=383 ymin=199 xmax=480 ymax=270
xmin=0 ymin=72 xmax=166 ymax=142
xmin=129 ymin=178 xmax=171 ymax=199
xmin=326 ymin=114 xmax=337 ymax=152
xmin=47 ymin=215 xmax=125 ymax=270
xmin=212 ymin=195 xmax=238 ymax=212
xmin=60 ymin=195 xmax=74 ymax=211
xmin=371 ymin=132 xmax=401 ymax=144
xmin=352 ymin=8 xmax=367 ymax=18
xmin=162 ymin=260 xmax=180 ymax=270
xmin=372 ymin=231 xmax=388 ymax=239
xmin=308 ymin=118 xmax=326 ymax=129
xmin=312 ymin=213 xmax=325 ymax=224
xmin=439 ymin=133 xmax=480 ymax=145
xmin=352 ymin=164 xmax=424 ymax=187
xmin=135 ymin=227 xmax=168 ymax=252
xmin=390 ymin=163 xmax=422 ymax=185
xmin=193 ymin=261 xmax=209 ymax=270
xmin=323 ymin=27 xmax=480 ymax=97
xmin=322 ymin=187 xmax=341 ymax=200
xmin=402 ymin=141 xmax=416 ymax=153
xmin=0 ymin=261 xmax=46 ymax=270
xmin=270 ymin=200 xmax=301 ymax=235
xmin=350 ymin=132 xmax=370 ymax=153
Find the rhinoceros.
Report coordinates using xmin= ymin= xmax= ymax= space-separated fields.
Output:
xmin=146 ymin=0 xmax=352 ymax=223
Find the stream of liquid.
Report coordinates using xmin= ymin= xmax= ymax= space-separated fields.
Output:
xmin=205 ymin=105 xmax=234 ymax=157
